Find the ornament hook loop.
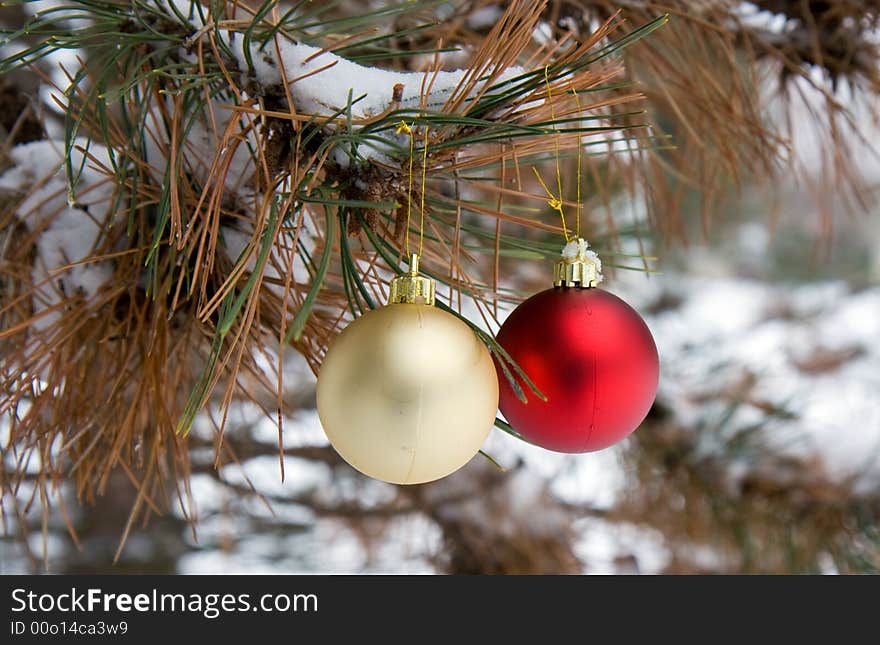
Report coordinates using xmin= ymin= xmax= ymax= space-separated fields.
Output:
xmin=389 ymin=253 xmax=436 ymax=305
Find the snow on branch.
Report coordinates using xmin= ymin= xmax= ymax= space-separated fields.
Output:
xmin=238 ymin=40 xmax=522 ymax=121
xmin=0 ymin=140 xmax=116 ymax=334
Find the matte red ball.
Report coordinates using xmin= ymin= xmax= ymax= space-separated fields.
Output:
xmin=496 ymin=287 xmax=659 ymax=453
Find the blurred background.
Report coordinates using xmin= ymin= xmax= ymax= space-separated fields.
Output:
xmin=2 ymin=0 xmax=879 ymax=574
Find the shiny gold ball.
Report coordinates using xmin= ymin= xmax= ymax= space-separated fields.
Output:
xmin=316 ymin=304 xmax=499 ymax=484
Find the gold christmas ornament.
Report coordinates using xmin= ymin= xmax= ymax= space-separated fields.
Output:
xmin=316 ymin=255 xmax=499 ymax=484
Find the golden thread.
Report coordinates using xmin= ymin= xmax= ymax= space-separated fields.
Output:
xmin=389 ymin=122 xmax=434 ymax=305
xmin=419 ymin=125 xmax=429 ymax=258
xmin=395 ymin=120 xmax=415 ymax=257
xmin=532 ymin=167 xmax=567 ymax=234
xmin=545 ymin=68 xmax=564 ymax=218
xmin=531 ymin=67 xmax=569 ymax=242
xmin=572 ymin=81 xmax=582 ymax=239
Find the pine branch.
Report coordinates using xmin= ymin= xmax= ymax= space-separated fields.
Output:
xmin=0 ymin=1 xmax=666 ymax=551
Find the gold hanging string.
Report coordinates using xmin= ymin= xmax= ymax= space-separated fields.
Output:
xmin=388 ymin=121 xmax=434 ymax=307
xmin=395 ymin=120 xmax=416 ymax=259
xmin=395 ymin=120 xmax=430 ymax=263
xmin=532 ymin=167 xmax=568 ymax=236
xmin=532 ymin=66 xmax=570 ymax=242
xmin=419 ymin=125 xmax=429 ymax=258
xmin=545 ymin=66 xmax=565 ymax=220
xmin=572 ymin=80 xmax=583 ymax=239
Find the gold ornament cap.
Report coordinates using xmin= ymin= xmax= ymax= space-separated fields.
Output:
xmin=389 ymin=254 xmax=435 ymax=305
xmin=553 ymin=238 xmax=604 ymax=288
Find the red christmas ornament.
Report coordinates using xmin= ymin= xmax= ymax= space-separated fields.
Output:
xmin=496 ymin=240 xmax=658 ymax=453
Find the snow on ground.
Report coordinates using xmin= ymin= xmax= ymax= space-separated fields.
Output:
xmin=644 ymin=276 xmax=880 ymax=491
